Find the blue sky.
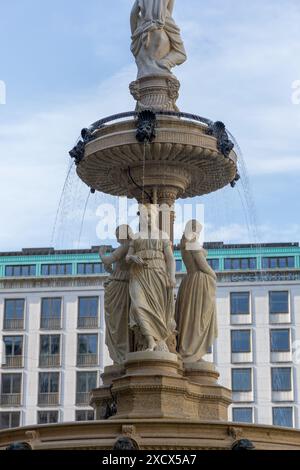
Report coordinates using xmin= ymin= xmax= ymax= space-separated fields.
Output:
xmin=0 ymin=0 xmax=300 ymax=250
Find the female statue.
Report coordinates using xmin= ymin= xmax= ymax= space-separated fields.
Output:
xmin=130 ymin=0 xmax=187 ymax=78
xmin=176 ymin=220 xmax=218 ymax=363
xmin=99 ymin=225 xmax=133 ymax=365
xmin=126 ymin=204 xmax=176 ymax=352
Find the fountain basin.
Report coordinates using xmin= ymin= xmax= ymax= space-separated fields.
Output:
xmin=77 ymin=116 xmax=238 ymax=202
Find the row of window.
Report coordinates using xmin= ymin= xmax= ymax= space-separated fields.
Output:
xmin=231 ymin=329 xmax=291 ymax=354
xmin=230 ymin=291 xmax=289 ymax=315
xmin=4 ymin=263 xmax=106 ymax=278
xmin=232 ymin=367 xmax=294 ymax=393
xmin=232 ymin=407 xmax=295 ymax=428
xmin=0 ymin=406 xmax=296 ymax=430
xmin=1 ymin=291 xmax=290 ymax=333
xmin=1 ymin=334 xmax=100 ymax=368
xmin=2 ymin=297 xmax=99 ymax=330
xmin=4 ymin=256 xmax=298 ymax=278
xmin=0 ymin=409 xmax=95 ymax=429
xmin=0 ymin=371 xmax=97 ymax=407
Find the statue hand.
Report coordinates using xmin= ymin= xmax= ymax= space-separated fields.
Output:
xmin=127 ymin=255 xmax=147 ymax=266
xmin=99 ymin=246 xmax=106 ymax=258
xmin=105 ymin=264 xmax=114 ymax=274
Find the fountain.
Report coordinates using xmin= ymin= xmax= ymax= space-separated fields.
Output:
xmin=1 ymin=0 xmax=300 ymax=451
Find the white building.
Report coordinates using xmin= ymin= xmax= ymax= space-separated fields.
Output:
xmin=0 ymin=243 xmax=300 ymax=430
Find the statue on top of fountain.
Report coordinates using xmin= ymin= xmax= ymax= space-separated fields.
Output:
xmin=130 ymin=0 xmax=187 ymax=79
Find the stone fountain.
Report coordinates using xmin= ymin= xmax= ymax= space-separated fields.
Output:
xmin=1 ymin=0 xmax=300 ymax=451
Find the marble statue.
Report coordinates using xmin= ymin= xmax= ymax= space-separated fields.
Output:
xmin=176 ymin=220 xmax=218 ymax=363
xmin=126 ymin=204 xmax=176 ymax=352
xmin=130 ymin=0 xmax=187 ymax=78
xmin=99 ymin=225 xmax=133 ymax=365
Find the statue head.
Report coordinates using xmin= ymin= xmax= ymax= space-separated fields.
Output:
xmin=139 ymin=204 xmax=159 ymax=235
xmin=231 ymin=439 xmax=255 ymax=451
xmin=6 ymin=441 xmax=32 ymax=451
xmin=184 ymin=219 xmax=202 ymax=242
xmin=113 ymin=436 xmax=139 ymax=450
xmin=116 ymin=225 xmax=134 ymax=244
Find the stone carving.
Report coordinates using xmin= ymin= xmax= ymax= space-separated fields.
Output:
xmin=136 ymin=110 xmax=157 ymax=143
xmin=126 ymin=204 xmax=176 ymax=352
xmin=99 ymin=225 xmax=133 ymax=365
xmin=176 ymin=220 xmax=218 ymax=363
xmin=207 ymin=121 xmax=234 ymax=157
xmin=6 ymin=441 xmax=32 ymax=450
xmin=130 ymin=75 xmax=180 ymax=111
xmin=130 ymin=0 xmax=187 ymax=79
xmin=113 ymin=437 xmax=139 ymax=450
xmin=69 ymin=128 xmax=95 ymax=166
xmin=231 ymin=439 xmax=256 ymax=451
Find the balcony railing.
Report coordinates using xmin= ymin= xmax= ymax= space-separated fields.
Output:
xmin=78 ymin=317 xmax=98 ymax=329
xmin=0 ymin=393 xmax=21 ymax=406
xmin=77 ymin=354 xmax=98 ymax=367
xmin=76 ymin=392 xmax=91 ymax=405
xmin=38 ymin=392 xmax=59 ymax=406
xmin=3 ymin=319 xmax=24 ymax=330
xmin=39 ymin=354 xmax=61 ymax=368
xmin=40 ymin=318 xmax=61 ymax=330
xmin=2 ymin=356 xmax=23 ymax=369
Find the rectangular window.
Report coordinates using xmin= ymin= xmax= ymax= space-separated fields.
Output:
xmin=175 ymin=260 xmax=182 ymax=272
xmin=76 ymin=371 xmax=97 ymax=405
xmin=4 ymin=336 xmax=23 ymax=356
xmin=78 ymin=297 xmax=99 ymax=328
xmin=224 ymin=258 xmax=257 ymax=271
xmin=77 ymin=263 xmax=105 ymax=275
xmin=75 ymin=410 xmax=95 ymax=422
xmin=270 ymin=330 xmax=290 ymax=353
xmin=0 ymin=412 xmax=20 ymax=430
xmin=269 ymin=291 xmax=289 ymax=315
xmin=271 ymin=368 xmax=292 ymax=392
xmin=230 ymin=292 xmax=250 ymax=315
xmin=5 ymin=265 xmax=36 ymax=277
xmin=41 ymin=264 xmax=72 ymax=276
xmin=37 ymin=411 xmax=59 ymax=425
xmin=0 ymin=374 xmax=22 ymax=406
xmin=39 ymin=372 xmax=59 ymax=394
xmin=232 ymin=368 xmax=252 ymax=392
xmin=232 ymin=408 xmax=253 ymax=424
xmin=262 ymin=257 xmax=295 ymax=270
xmin=39 ymin=335 xmax=61 ymax=367
xmin=273 ymin=407 xmax=294 ymax=428
xmin=38 ymin=373 xmax=60 ymax=406
xmin=3 ymin=336 xmax=23 ymax=368
xmin=207 ymin=259 xmax=220 ymax=271
xmin=41 ymin=298 xmax=62 ymax=329
xmin=3 ymin=299 xmax=25 ymax=330
xmin=231 ymin=330 xmax=251 ymax=353
xmin=77 ymin=335 xmax=98 ymax=366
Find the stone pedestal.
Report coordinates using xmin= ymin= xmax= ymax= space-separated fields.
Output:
xmin=91 ymin=352 xmax=231 ymax=422
xmin=129 ymin=75 xmax=180 ymax=112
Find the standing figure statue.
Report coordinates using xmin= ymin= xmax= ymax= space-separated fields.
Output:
xmin=99 ymin=225 xmax=133 ymax=365
xmin=126 ymin=204 xmax=176 ymax=352
xmin=176 ymin=220 xmax=218 ymax=363
xmin=130 ymin=0 xmax=187 ymax=78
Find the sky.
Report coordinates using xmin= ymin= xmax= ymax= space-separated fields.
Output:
xmin=0 ymin=0 xmax=300 ymax=250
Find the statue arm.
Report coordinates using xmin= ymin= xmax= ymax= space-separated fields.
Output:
xmin=100 ymin=245 xmax=128 ymax=265
xmin=168 ymin=0 xmax=175 ymax=15
xmin=164 ymin=243 xmax=176 ymax=287
xmin=130 ymin=0 xmax=140 ymax=35
xmin=193 ymin=251 xmax=217 ymax=280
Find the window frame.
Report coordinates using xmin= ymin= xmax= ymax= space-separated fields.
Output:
xmin=230 ymin=292 xmax=250 ymax=316
xmin=271 ymin=367 xmax=292 ymax=392
xmin=270 ymin=329 xmax=291 ymax=353
xmin=269 ymin=291 xmax=289 ymax=315
xmin=231 ymin=330 xmax=252 ymax=354
xmin=231 ymin=368 xmax=252 ymax=393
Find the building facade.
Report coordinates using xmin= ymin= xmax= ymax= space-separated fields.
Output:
xmin=0 ymin=243 xmax=300 ymax=430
